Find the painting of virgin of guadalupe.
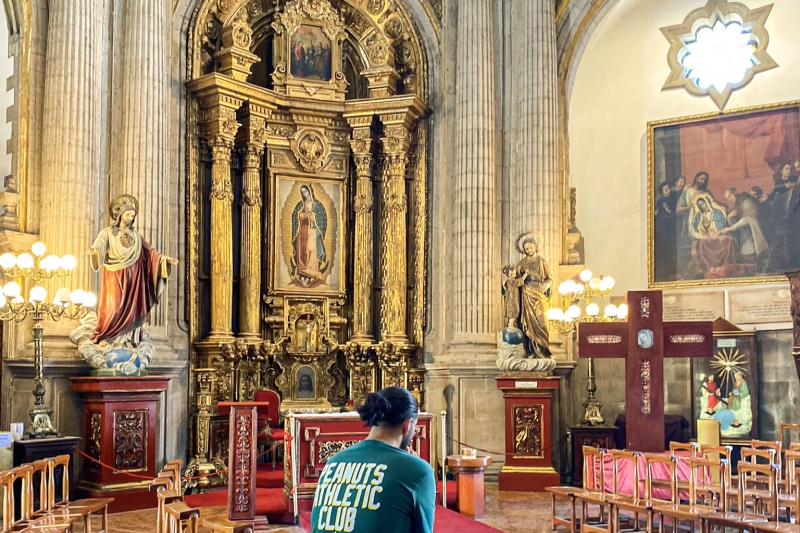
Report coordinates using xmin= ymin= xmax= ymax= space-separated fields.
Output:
xmin=276 ymin=178 xmax=342 ymax=292
xmin=291 ymin=185 xmax=328 ymax=285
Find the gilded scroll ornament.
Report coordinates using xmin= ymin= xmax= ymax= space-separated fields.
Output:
xmin=88 ymin=412 xmax=102 ymax=472
xmin=318 ymin=440 xmax=360 ymax=463
xmin=513 ymin=405 xmax=542 ymax=456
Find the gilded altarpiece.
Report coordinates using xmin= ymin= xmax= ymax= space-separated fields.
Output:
xmin=184 ymin=0 xmax=431 ymax=480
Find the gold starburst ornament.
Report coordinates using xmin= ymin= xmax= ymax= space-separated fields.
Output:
xmin=661 ymin=0 xmax=777 ymax=110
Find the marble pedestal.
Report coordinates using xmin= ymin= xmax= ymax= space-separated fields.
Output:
xmin=70 ymin=376 xmax=170 ymax=512
xmin=495 ymin=375 xmax=561 ymax=491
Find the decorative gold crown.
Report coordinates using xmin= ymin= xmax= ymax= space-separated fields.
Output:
xmin=109 ymin=194 xmax=139 ymax=220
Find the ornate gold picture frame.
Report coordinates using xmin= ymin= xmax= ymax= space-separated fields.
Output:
xmin=648 ymin=99 xmax=800 ymax=288
xmin=271 ymin=175 xmax=346 ymax=296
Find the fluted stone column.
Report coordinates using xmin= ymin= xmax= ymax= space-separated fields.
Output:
xmin=508 ymin=0 xmax=561 ymax=266
xmin=39 ymin=0 xmax=104 ymax=293
xmin=347 ymin=117 xmax=377 ymax=343
xmin=201 ymin=98 xmax=241 ymax=341
xmin=238 ymin=109 xmax=267 ymax=339
xmin=451 ymin=0 xmax=500 ymax=346
xmin=114 ymin=0 xmax=171 ymax=328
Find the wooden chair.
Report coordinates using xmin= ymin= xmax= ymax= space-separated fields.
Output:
xmin=699 ymin=445 xmax=733 ymax=487
xmin=547 ymin=445 xmax=612 ymax=533
xmin=729 ymin=448 xmax=778 ymax=511
xmin=612 ymin=454 xmax=679 ymax=533
xmin=654 ymin=457 xmax=727 ymax=533
xmin=669 ymin=442 xmax=701 ymax=457
xmin=46 ymin=454 xmax=114 ymax=533
xmin=202 ymin=513 xmax=256 ymax=533
xmin=583 ymin=450 xmax=642 ymax=533
xmin=752 ymin=467 xmax=800 ymax=533
xmin=152 ymin=460 xmax=185 ymax=533
xmin=28 ymin=459 xmax=52 ymax=519
xmin=778 ymin=451 xmax=800 ymax=523
xmin=752 ymin=441 xmax=783 ymax=476
xmin=164 ymin=500 xmax=199 ymax=533
xmin=21 ymin=460 xmax=76 ymax=530
xmin=700 ymin=462 xmax=779 ymax=533
xmin=780 ymin=424 xmax=800 ymax=451
xmin=254 ymin=389 xmax=285 ymax=468
xmin=1 ymin=464 xmax=74 ymax=533
xmin=575 ymin=447 xmax=612 ymax=532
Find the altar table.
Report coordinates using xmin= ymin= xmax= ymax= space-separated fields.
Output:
xmin=288 ymin=411 xmax=434 ymax=513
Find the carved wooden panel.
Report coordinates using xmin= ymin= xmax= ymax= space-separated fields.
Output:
xmin=113 ymin=409 xmax=147 ymax=471
xmin=227 ymin=406 xmax=257 ymax=521
xmin=512 ymin=404 xmax=543 ymax=458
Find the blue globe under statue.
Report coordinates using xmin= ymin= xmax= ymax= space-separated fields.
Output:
xmin=102 ymin=348 xmax=142 ymax=376
xmin=501 ymin=327 xmax=525 ymax=345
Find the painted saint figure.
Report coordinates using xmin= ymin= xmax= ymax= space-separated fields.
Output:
xmin=514 ymin=233 xmax=553 ymax=358
xmin=291 ymin=184 xmax=328 ymax=287
xmin=703 ymin=374 xmax=720 ymax=415
xmin=88 ymin=195 xmax=178 ymax=346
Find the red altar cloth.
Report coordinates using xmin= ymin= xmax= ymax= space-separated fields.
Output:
xmin=590 ymin=453 xmax=707 ymax=499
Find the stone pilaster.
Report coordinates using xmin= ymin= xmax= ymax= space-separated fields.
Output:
xmin=114 ymin=0 xmax=171 ymax=328
xmin=346 ymin=116 xmax=377 ymax=343
xmin=39 ymin=0 xmax=104 ymax=293
xmin=238 ymin=107 xmax=268 ymax=340
xmin=451 ymin=0 xmax=500 ymax=347
xmin=508 ymin=0 xmax=561 ymax=266
xmin=200 ymin=97 xmax=241 ymax=341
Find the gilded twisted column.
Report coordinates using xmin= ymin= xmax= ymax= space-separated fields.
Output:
xmin=238 ymin=109 xmax=267 ymax=339
xmin=114 ymin=0 xmax=170 ymax=327
xmin=508 ymin=0 xmax=561 ymax=265
xmin=378 ymin=124 xmax=411 ymax=343
xmin=201 ymin=98 xmax=241 ymax=341
xmin=39 ymin=0 xmax=104 ymax=292
xmin=452 ymin=0 xmax=500 ymax=345
xmin=347 ymin=117 xmax=377 ymax=342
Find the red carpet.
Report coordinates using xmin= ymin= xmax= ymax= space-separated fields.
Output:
xmin=185 ymin=487 xmax=288 ymax=516
xmin=255 ymin=463 xmax=285 ymax=488
xmin=436 ymin=480 xmax=457 ymax=508
xmin=184 ymin=466 xmax=457 ymax=526
xmin=299 ymin=507 xmax=503 ymax=533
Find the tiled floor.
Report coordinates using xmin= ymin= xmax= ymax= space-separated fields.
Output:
xmin=77 ymin=484 xmax=561 ymax=533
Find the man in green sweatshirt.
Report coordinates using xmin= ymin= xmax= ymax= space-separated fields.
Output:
xmin=311 ymin=386 xmax=436 ymax=533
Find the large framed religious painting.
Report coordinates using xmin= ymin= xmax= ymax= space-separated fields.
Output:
xmin=273 ymin=177 xmax=345 ymax=295
xmin=690 ymin=319 xmax=758 ymax=443
xmin=648 ymin=100 xmax=800 ymax=288
xmin=289 ymin=25 xmax=332 ymax=82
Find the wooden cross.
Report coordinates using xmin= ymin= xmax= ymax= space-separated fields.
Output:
xmin=577 ymin=290 xmax=713 ymax=452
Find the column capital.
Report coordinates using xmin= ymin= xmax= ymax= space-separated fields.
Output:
xmin=199 ymin=95 xmax=242 ymax=141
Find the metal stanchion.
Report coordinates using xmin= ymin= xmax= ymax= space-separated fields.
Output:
xmin=440 ymin=410 xmax=447 ymax=508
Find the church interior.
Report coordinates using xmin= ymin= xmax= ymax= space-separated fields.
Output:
xmin=0 ymin=0 xmax=799 ymax=531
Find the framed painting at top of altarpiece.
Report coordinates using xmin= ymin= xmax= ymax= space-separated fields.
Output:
xmin=690 ymin=318 xmax=758 ymax=443
xmin=648 ymin=100 xmax=800 ymax=289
